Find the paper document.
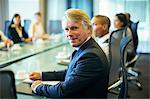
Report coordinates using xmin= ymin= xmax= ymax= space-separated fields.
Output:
xmin=23 ymin=78 xmax=34 ymax=83
xmin=57 ymin=59 xmax=70 ymax=65
xmin=42 ymin=81 xmax=60 ymax=85
xmin=23 ymin=78 xmax=60 ymax=85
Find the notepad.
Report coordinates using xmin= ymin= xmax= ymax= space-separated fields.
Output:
xmin=23 ymin=78 xmax=34 ymax=84
xmin=23 ymin=78 xmax=60 ymax=85
xmin=16 ymin=79 xmax=60 ymax=96
xmin=16 ymin=82 xmax=35 ymax=96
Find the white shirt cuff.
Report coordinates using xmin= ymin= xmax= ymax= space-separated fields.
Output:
xmin=32 ymin=83 xmax=42 ymax=93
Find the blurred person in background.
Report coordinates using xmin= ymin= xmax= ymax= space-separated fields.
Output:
xmin=29 ymin=12 xmax=49 ymax=41
xmin=0 ymin=30 xmax=13 ymax=48
xmin=114 ymin=13 xmax=133 ymax=39
xmin=8 ymin=13 xmax=32 ymax=44
xmin=114 ymin=13 xmax=135 ymax=61
xmin=124 ymin=12 xmax=139 ymax=52
xmin=124 ymin=12 xmax=133 ymax=27
xmin=91 ymin=15 xmax=111 ymax=60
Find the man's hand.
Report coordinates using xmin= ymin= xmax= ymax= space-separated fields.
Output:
xmin=29 ymin=72 xmax=41 ymax=80
xmin=31 ymin=80 xmax=42 ymax=91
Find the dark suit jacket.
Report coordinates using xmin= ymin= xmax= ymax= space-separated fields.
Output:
xmin=36 ymin=37 xmax=110 ymax=98
xmin=8 ymin=26 xmax=28 ymax=44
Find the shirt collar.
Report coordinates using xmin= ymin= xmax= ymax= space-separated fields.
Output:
xmin=74 ymin=36 xmax=91 ymax=51
xmin=96 ymin=33 xmax=110 ymax=44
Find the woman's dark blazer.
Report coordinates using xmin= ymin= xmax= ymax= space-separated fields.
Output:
xmin=8 ymin=26 xmax=28 ymax=44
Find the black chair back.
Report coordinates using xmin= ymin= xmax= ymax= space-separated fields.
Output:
xmin=109 ymin=27 xmax=127 ymax=85
xmin=24 ymin=19 xmax=31 ymax=35
xmin=130 ymin=21 xmax=139 ymax=52
xmin=108 ymin=27 xmax=129 ymax=98
xmin=119 ymin=36 xmax=132 ymax=99
xmin=0 ymin=70 xmax=17 ymax=99
xmin=4 ymin=20 xmax=11 ymax=37
xmin=48 ymin=20 xmax=62 ymax=34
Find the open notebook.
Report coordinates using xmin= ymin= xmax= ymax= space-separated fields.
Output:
xmin=16 ymin=82 xmax=34 ymax=95
xmin=16 ymin=78 xmax=60 ymax=96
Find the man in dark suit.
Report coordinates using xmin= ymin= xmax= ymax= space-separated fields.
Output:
xmin=30 ymin=9 xmax=109 ymax=98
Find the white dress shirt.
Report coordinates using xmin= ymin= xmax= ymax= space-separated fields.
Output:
xmin=28 ymin=21 xmax=45 ymax=39
xmin=95 ymin=33 xmax=110 ymax=60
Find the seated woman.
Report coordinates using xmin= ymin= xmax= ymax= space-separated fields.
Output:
xmin=114 ymin=13 xmax=135 ymax=60
xmin=8 ymin=13 xmax=32 ymax=44
xmin=0 ymin=30 xmax=13 ymax=48
xmin=114 ymin=13 xmax=132 ymax=38
xmin=28 ymin=12 xmax=49 ymax=41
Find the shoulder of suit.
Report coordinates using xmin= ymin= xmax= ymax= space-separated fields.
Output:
xmin=84 ymin=46 xmax=103 ymax=55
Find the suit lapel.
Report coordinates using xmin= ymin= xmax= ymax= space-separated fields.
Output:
xmin=65 ymin=38 xmax=96 ymax=79
xmin=69 ymin=38 xmax=95 ymax=69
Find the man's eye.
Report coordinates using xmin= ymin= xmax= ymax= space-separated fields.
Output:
xmin=64 ymin=26 xmax=79 ymax=31
xmin=65 ymin=28 xmax=69 ymax=31
xmin=70 ymin=27 xmax=79 ymax=30
xmin=93 ymin=23 xmax=97 ymax=26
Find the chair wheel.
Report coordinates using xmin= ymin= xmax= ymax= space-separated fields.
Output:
xmin=136 ymin=82 xmax=142 ymax=90
xmin=138 ymin=86 xmax=142 ymax=90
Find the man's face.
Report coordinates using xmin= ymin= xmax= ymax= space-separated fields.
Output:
xmin=91 ymin=17 xmax=105 ymax=37
xmin=63 ymin=21 xmax=90 ymax=47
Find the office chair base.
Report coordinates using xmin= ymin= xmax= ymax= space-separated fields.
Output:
xmin=129 ymin=79 xmax=142 ymax=90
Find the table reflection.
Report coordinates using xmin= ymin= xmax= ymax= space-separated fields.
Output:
xmin=0 ymin=34 xmax=68 ymax=68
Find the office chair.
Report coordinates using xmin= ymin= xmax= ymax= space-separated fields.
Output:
xmin=0 ymin=70 xmax=17 ymax=99
xmin=4 ymin=20 xmax=11 ymax=37
xmin=126 ymin=21 xmax=142 ymax=90
xmin=118 ymin=36 xmax=132 ymax=99
xmin=48 ymin=20 xmax=62 ymax=34
xmin=108 ymin=27 xmax=128 ymax=98
xmin=130 ymin=21 xmax=139 ymax=51
xmin=24 ymin=19 xmax=31 ymax=35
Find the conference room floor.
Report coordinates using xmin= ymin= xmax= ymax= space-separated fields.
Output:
xmin=108 ymin=53 xmax=150 ymax=99
xmin=127 ymin=53 xmax=149 ymax=99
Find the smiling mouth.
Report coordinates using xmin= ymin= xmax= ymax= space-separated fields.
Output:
xmin=69 ymin=38 xmax=77 ymax=43
xmin=68 ymin=36 xmax=77 ymax=40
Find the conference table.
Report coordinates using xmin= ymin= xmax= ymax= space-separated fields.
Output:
xmin=0 ymin=35 xmax=74 ymax=99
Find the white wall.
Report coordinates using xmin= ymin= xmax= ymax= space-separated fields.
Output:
xmin=93 ymin=0 xmax=150 ymax=39
xmin=93 ymin=0 xmax=125 ymax=31
xmin=47 ymin=0 xmax=67 ymax=20
xmin=46 ymin=0 xmax=67 ymax=34
xmin=8 ymin=0 xmax=39 ymax=24
xmin=94 ymin=0 xmax=149 ymax=22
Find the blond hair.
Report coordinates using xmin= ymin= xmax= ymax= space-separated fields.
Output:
xmin=62 ymin=9 xmax=92 ymax=34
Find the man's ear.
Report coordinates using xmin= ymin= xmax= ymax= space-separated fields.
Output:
xmin=88 ymin=25 xmax=92 ymax=29
xmin=87 ymin=25 xmax=92 ymax=35
xmin=103 ymin=24 xmax=108 ymax=30
xmin=88 ymin=25 xmax=92 ymax=32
